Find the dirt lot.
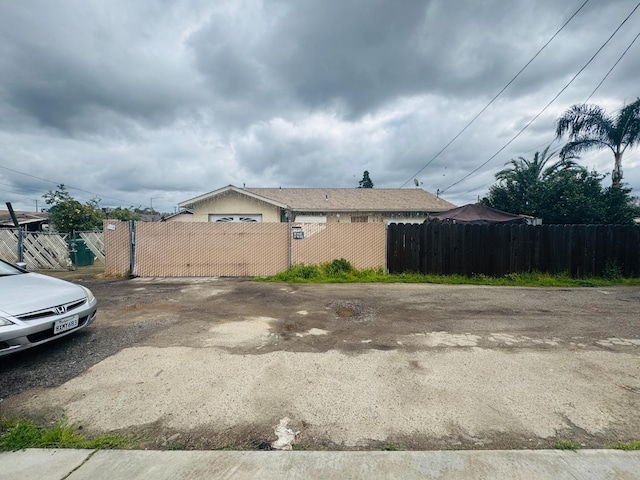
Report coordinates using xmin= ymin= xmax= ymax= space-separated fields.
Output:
xmin=1 ymin=276 xmax=639 ymax=450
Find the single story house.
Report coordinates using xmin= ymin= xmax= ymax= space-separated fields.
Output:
xmin=178 ymin=185 xmax=456 ymax=224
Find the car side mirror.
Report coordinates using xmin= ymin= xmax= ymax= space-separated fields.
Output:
xmin=16 ymin=262 xmax=27 ymax=270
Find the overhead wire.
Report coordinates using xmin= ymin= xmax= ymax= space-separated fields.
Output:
xmin=0 ymin=163 xmax=135 ymax=206
xmin=399 ymin=0 xmax=591 ymax=188
xmin=439 ymin=1 xmax=640 ymax=196
xmin=583 ymin=28 xmax=640 ymax=103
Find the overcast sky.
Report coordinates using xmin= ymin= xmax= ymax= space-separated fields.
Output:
xmin=1 ymin=0 xmax=639 ymax=213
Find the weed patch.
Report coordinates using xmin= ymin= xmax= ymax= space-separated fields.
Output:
xmin=381 ymin=443 xmax=400 ymax=451
xmin=0 ymin=418 xmax=131 ymax=451
xmin=608 ymin=440 xmax=640 ymax=450
xmin=257 ymin=262 xmax=640 ymax=287
xmin=553 ymin=440 xmax=580 ymax=450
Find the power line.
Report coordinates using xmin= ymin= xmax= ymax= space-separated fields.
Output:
xmin=0 ymin=163 xmax=135 ymax=205
xmin=440 ymin=1 xmax=640 ymax=195
xmin=399 ymin=0 xmax=590 ymax=187
xmin=583 ymin=28 xmax=640 ymax=103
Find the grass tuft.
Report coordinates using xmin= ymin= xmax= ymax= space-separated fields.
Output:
xmin=607 ymin=440 xmax=640 ymax=450
xmin=381 ymin=443 xmax=400 ymax=451
xmin=553 ymin=440 xmax=580 ymax=450
xmin=0 ymin=418 xmax=131 ymax=451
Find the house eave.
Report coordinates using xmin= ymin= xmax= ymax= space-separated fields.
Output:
xmin=178 ymin=185 xmax=288 ymax=209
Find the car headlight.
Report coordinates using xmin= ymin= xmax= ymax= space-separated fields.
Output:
xmin=80 ymin=286 xmax=96 ymax=304
xmin=0 ymin=316 xmax=15 ymax=327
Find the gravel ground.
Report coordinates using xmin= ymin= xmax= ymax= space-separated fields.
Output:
xmin=1 ymin=277 xmax=639 ymax=450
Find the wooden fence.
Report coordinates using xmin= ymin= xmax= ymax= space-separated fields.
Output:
xmin=0 ymin=229 xmax=105 ymax=270
xmin=387 ymin=223 xmax=640 ymax=277
xmin=0 ymin=229 xmax=71 ymax=270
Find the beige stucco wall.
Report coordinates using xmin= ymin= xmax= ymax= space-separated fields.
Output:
xmin=188 ymin=190 xmax=433 ymax=224
xmin=165 ymin=214 xmax=195 ymax=222
xmin=325 ymin=212 xmax=429 ymax=223
xmin=191 ymin=191 xmax=281 ymax=222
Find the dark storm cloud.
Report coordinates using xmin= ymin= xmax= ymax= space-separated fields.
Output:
xmin=0 ymin=0 xmax=638 ymax=212
xmin=0 ymin=1 xmax=204 ymax=135
xmin=187 ymin=0 xmax=624 ymax=120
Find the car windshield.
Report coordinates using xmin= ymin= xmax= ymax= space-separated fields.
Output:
xmin=0 ymin=260 xmax=23 ymax=276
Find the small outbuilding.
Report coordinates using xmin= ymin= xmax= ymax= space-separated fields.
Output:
xmin=0 ymin=210 xmax=49 ymax=231
xmin=425 ymin=204 xmax=536 ymax=225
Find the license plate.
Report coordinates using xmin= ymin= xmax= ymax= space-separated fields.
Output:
xmin=54 ymin=315 xmax=79 ymax=335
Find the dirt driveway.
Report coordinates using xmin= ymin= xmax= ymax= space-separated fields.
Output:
xmin=2 ymin=277 xmax=639 ymax=450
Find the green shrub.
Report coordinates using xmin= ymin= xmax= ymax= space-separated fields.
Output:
xmin=323 ymin=258 xmax=354 ymax=276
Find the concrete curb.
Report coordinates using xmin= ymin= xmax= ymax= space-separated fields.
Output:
xmin=1 ymin=449 xmax=639 ymax=480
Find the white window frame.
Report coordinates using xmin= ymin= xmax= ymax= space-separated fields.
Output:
xmin=208 ymin=214 xmax=263 ymax=223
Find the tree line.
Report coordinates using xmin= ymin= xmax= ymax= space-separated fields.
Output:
xmin=43 ymin=185 xmax=157 ymax=233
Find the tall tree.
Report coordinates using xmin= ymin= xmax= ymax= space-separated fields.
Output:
xmin=495 ymin=146 xmax=579 ymax=185
xmin=486 ymin=147 xmax=580 ymax=218
xmin=358 ymin=170 xmax=374 ymax=188
xmin=47 ymin=200 xmax=104 ymax=233
xmin=43 ymin=186 xmax=104 ymax=233
xmin=555 ymin=98 xmax=640 ymax=188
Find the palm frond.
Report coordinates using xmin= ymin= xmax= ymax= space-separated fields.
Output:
xmin=618 ymin=98 xmax=640 ymax=152
xmin=559 ymin=138 xmax=609 ymax=160
xmin=555 ymin=104 xmax=612 ymax=140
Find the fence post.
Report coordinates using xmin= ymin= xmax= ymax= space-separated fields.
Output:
xmin=17 ymin=227 xmax=24 ymax=263
xmin=287 ymin=221 xmax=292 ymax=268
xmin=384 ymin=223 xmax=389 ymax=274
xmin=129 ymin=220 xmax=136 ymax=275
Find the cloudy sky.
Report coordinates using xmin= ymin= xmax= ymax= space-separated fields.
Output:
xmin=1 ymin=0 xmax=639 ymax=213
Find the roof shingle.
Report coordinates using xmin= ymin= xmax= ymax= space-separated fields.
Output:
xmin=248 ymin=187 xmax=455 ymax=212
xmin=179 ymin=185 xmax=455 ymax=212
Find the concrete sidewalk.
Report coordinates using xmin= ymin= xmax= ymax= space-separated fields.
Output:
xmin=1 ymin=449 xmax=639 ymax=479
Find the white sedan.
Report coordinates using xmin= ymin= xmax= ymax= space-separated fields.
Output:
xmin=0 ymin=259 xmax=97 ymax=357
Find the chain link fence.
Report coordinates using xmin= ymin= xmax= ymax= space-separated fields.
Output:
xmin=104 ymin=221 xmax=386 ymax=277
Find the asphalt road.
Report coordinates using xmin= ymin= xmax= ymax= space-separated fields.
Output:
xmin=1 ymin=277 xmax=639 ymax=450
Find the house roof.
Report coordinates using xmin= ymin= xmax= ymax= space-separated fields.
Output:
xmin=179 ymin=185 xmax=456 ymax=213
xmin=0 ymin=210 xmax=48 ymax=227
xmin=162 ymin=209 xmax=193 ymax=221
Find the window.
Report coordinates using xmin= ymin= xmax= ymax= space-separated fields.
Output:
xmin=350 ymin=215 xmax=368 ymax=223
xmin=208 ymin=214 xmax=262 ymax=222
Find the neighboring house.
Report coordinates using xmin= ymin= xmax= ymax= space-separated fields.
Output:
xmin=178 ymin=185 xmax=455 ymax=224
xmin=163 ymin=209 xmax=194 ymax=222
xmin=0 ymin=210 xmax=49 ymax=231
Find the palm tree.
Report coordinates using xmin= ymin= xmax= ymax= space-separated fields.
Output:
xmin=555 ymin=98 xmax=640 ymax=188
xmin=495 ymin=146 xmax=580 ymax=185
xmin=486 ymin=146 xmax=582 ymax=217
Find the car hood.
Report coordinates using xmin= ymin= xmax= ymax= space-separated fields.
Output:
xmin=0 ymin=273 xmax=87 ymax=316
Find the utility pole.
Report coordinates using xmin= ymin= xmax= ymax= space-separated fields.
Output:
xmin=150 ymin=197 xmax=162 ymax=213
